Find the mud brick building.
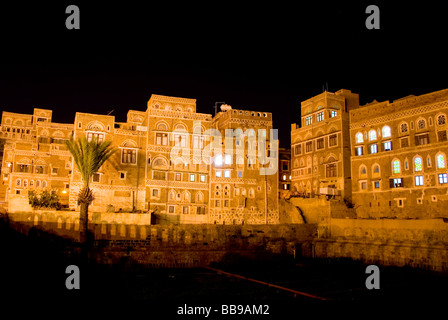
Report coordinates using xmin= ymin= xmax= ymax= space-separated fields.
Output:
xmin=0 ymin=94 xmax=279 ymax=224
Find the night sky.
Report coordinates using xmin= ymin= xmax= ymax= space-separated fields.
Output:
xmin=0 ymin=1 xmax=447 ymax=147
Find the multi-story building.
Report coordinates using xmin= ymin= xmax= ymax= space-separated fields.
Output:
xmin=290 ymin=89 xmax=360 ymax=201
xmin=0 ymin=108 xmax=73 ymax=207
xmin=350 ymin=88 xmax=448 ymax=218
xmin=0 ymin=94 xmax=279 ymax=224
xmin=210 ymin=106 xmax=279 ymax=224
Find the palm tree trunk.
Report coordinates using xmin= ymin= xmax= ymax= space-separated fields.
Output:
xmin=79 ymin=202 xmax=89 ymax=245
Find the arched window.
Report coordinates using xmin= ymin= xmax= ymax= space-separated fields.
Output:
xmin=392 ymin=159 xmax=401 ymax=174
xmin=16 ymin=179 xmax=21 ymax=187
xmin=400 ymin=122 xmax=408 ymax=134
xmin=196 ymin=192 xmax=204 ymax=203
xmin=355 ymin=132 xmax=364 ymax=144
xmin=373 ymin=164 xmax=380 ymax=174
xmin=437 ymin=114 xmax=446 ymax=126
xmin=414 ymin=157 xmax=423 ymax=172
xmin=417 ymin=119 xmax=426 ymax=130
xmin=360 ymin=165 xmax=367 ymax=176
xmin=382 ymin=126 xmax=391 ymax=138
xmin=368 ymin=130 xmax=377 ymax=141
xmin=437 ymin=153 xmax=446 ymax=169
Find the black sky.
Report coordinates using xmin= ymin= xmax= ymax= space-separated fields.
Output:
xmin=0 ymin=1 xmax=447 ymax=147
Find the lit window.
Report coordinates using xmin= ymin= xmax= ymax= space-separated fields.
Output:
xmin=355 ymin=146 xmax=363 ymax=156
xmin=215 ymin=170 xmax=222 ymax=178
xmin=368 ymin=130 xmax=377 ymax=141
xmin=438 ymin=173 xmax=447 ymax=184
xmin=392 ymin=160 xmax=401 ymax=174
xmin=189 ymin=174 xmax=195 ymax=182
xmin=330 ymin=110 xmax=337 ymax=118
xmin=374 ymin=181 xmax=380 ymax=189
xmin=282 ymin=174 xmax=287 ymax=181
xmin=414 ymin=157 xmax=422 ymax=172
xmin=415 ymin=175 xmax=424 ymax=186
xmin=238 ymin=171 xmax=243 ymax=178
xmin=174 ymin=134 xmax=186 ymax=147
xmin=437 ymin=154 xmax=446 ymax=168
xmin=355 ymin=132 xmax=364 ymax=144
xmin=305 ymin=116 xmax=313 ymax=126
xmin=86 ymin=132 xmax=104 ymax=142
xmin=383 ymin=141 xmax=392 ymax=151
xmin=200 ymin=174 xmax=206 ymax=182
xmin=214 ymin=154 xmax=223 ymax=166
xmin=224 ymin=154 xmax=232 ymax=165
xmin=155 ymin=133 xmax=168 ymax=145
xmin=382 ymin=126 xmax=391 ymax=138
xmin=224 ymin=170 xmax=230 ymax=178
xmin=122 ymin=149 xmax=137 ymax=164
xmin=391 ymin=178 xmax=403 ymax=188
xmin=316 ymin=112 xmax=324 ymax=122
xmin=370 ymin=144 xmax=378 ymax=154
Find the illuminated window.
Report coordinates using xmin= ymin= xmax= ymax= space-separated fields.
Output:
xmin=214 ymin=154 xmax=223 ymax=166
xmin=330 ymin=110 xmax=337 ymax=118
xmin=316 ymin=112 xmax=324 ymax=122
xmin=189 ymin=174 xmax=195 ymax=182
xmin=437 ymin=154 xmax=446 ymax=168
xmin=370 ymin=144 xmax=378 ymax=154
xmin=383 ymin=141 xmax=392 ymax=151
xmin=368 ymin=130 xmax=377 ymax=141
xmin=414 ymin=157 xmax=422 ymax=172
xmin=382 ymin=126 xmax=391 ymax=138
xmin=224 ymin=154 xmax=232 ymax=165
xmin=439 ymin=173 xmax=447 ymax=184
xmin=415 ymin=175 xmax=424 ymax=186
xmin=392 ymin=159 xmax=401 ymax=174
xmin=86 ymin=132 xmax=104 ymax=142
xmin=355 ymin=146 xmax=363 ymax=156
xmin=305 ymin=116 xmax=313 ymax=126
xmin=122 ymin=149 xmax=137 ymax=164
xmin=155 ymin=133 xmax=168 ymax=145
xmin=224 ymin=170 xmax=230 ymax=178
xmin=355 ymin=132 xmax=364 ymax=144
xmin=215 ymin=170 xmax=222 ymax=178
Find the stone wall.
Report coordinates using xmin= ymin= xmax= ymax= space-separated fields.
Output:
xmin=314 ymin=218 xmax=448 ymax=271
xmin=6 ymin=210 xmax=317 ymax=267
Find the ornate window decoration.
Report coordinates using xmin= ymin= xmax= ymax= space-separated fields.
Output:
xmin=368 ymin=130 xmax=377 ymax=141
xmin=392 ymin=159 xmax=401 ymax=174
xmin=414 ymin=157 xmax=423 ymax=172
xmin=382 ymin=125 xmax=391 ymax=138
xmin=355 ymin=132 xmax=364 ymax=144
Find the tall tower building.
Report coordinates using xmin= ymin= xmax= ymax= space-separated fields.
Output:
xmin=290 ymin=89 xmax=359 ymax=201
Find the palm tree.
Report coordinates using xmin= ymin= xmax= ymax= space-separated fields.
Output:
xmin=65 ymin=136 xmax=116 ymax=247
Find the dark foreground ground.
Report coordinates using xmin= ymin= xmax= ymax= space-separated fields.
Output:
xmin=1 ymin=216 xmax=447 ymax=318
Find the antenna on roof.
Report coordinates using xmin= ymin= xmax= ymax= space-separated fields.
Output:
xmin=107 ymin=109 xmax=115 ymax=115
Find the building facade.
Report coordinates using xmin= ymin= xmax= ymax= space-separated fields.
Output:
xmin=0 ymin=94 xmax=279 ymax=224
xmin=290 ymin=89 xmax=359 ymax=201
xmin=350 ymin=88 xmax=448 ymax=218
xmin=291 ymin=87 xmax=448 ymax=219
